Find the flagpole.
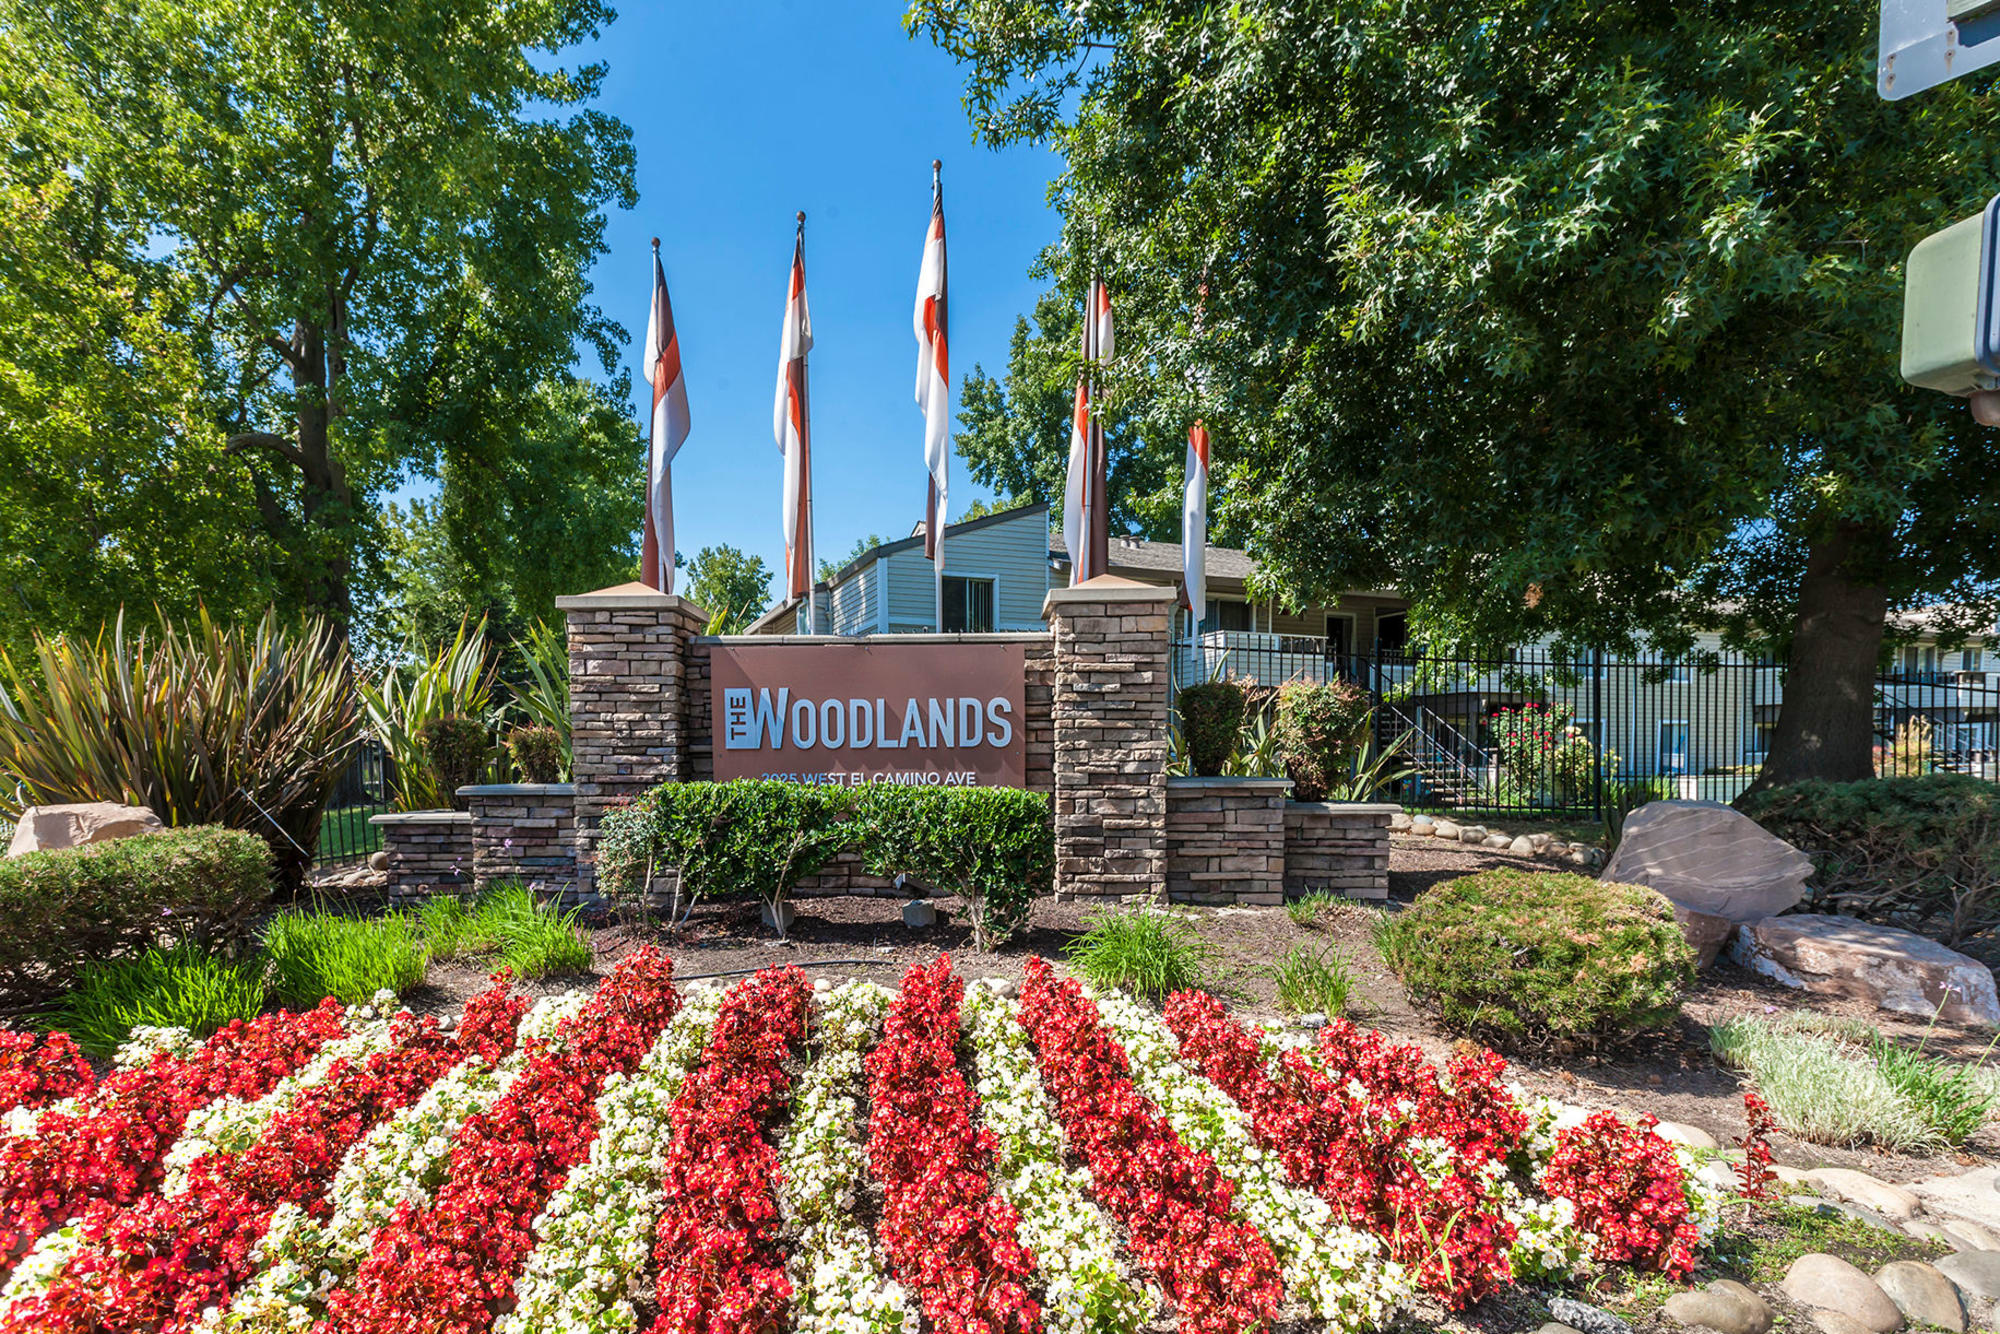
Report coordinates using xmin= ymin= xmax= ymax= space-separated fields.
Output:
xmin=643 ymin=237 xmax=661 ymax=593
xmin=798 ymin=211 xmax=818 ymax=635
xmin=932 ymin=159 xmax=946 ymax=634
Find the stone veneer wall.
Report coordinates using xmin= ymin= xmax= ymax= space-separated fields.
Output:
xmin=556 ymin=586 xmax=707 ymax=893
xmin=1044 ymin=579 xmax=1177 ymax=902
xmin=1283 ymin=802 xmax=1396 ymax=900
xmin=370 ymin=811 xmax=474 ymax=905
xmin=1164 ymin=777 xmax=1291 ymax=906
xmin=459 ymin=784 xmax=576 ymax=894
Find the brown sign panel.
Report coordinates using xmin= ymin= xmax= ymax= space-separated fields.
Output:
xmin=709 ymin=641 xmax=1027 ymax=788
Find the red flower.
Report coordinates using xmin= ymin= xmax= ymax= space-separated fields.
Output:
xmin=1543 ymin=1111 xmax=1700 ymax=1278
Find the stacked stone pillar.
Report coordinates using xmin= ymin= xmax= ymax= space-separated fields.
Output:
xmin=554 ymin=583 xmax=708 ymax=892
xmin=1043 ymin=577 xmax=1177 ymax=902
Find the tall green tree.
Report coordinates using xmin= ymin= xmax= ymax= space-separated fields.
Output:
xmin=911 ymin=0 xmax=2000 ymax=787
xmin=5 ymin=0 xmax=636 ymax=638
xmin=686 ymin=545 xmax=774 ymax=632
xmin=818 ymin=534 xmax=892 ymax=584
xmin=958 ymin=290 xmax=1177 ymax=539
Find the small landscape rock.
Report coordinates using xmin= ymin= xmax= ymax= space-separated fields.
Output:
xmin=1547 ymin=1297 xmax=1631 ymax=1334
xmin=1390 ymin=811 xmax=1413 ymax=831
xmin=5 ymin=801 xmax=163 ymax=857
xmin=1773 ymin=1164 xmax=1811 ymax=1186
xmin=1545 ymin=840 xmax=1570 ymax=856
xmin=1529 ymin=831 xmax=1553 ymax=852
xmin=1808 ymin=1169 xmax=1923 ymax=1223
xmin=1873 ymin=1260 xmax=1968 ymax=1332
xmin=1811 ymin=1313 xmax=1879 ymax=1334
xmin=1781 ymin=1253 xmax=1904 ymax=1333
xmin=1664 ymin=1282 xmax=1772 ymax=1334
xmin=760 ymin=901 xmax=796 ymax=934
xmin=1537 ymin=1324 xmax=1584 ymax=1334
xmin=979 ymin=976 xmax=1020 ymax=999
xmin=1903 ymin=1220 xmax=1963 ymax=1249
xmin=1296 ymin=1012 xmax=1328 ymax=1030
xmin=1508 ymin=835 xmax=1536 ymax=856
xmin=1484 ymin=833 xmax=1513 ymax=849
xmin=1433 ymin=819 xmax=1461 ymax=840
xmin=1935 ymin=1251 xmax=2000 ymax=1300
xmin=901 ymin=898 xmax=937 ymax=929
xmin=1568 ymin=848 xmax=1592 ymax=866
xmin=1410 ymin=815 xmax=1436 ymax=835
xmin=812 ymin=977 xmax=832 ymax=994
xmin=1940 ymin=1217 xmax=2000 ymax=1251
xmin=1653 ymin=1120 xmax=1720 ymax=1150
xmin=1697 ymin=1160 xmax=1740 ymax=1191
xmin=1459 ymin=824 xmax=1489 ymax=844
xmin=368 ymin=850 xmax=390 ymax=871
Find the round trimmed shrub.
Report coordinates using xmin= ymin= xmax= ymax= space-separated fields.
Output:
xmin=507 ymin=723 xmax=565 ymax=783
xmin=418 ymin=714 xmax=488 ymax=809
xmin=1177 ymin=681 xmax=1246 ymax=776
xmin=1375 ymin=869 xmax=1695 ymax=1051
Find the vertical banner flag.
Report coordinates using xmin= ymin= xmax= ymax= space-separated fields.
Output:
xmin=1063 ymin=279 xmax=1115 ymax=584
xmin=773 ymin=214 xmax=815 ymax=615
xmin=1183 ymin=421 xmax=1210 ymax=620
xmin=913 ymin=161 xmax=951 ymax=627
xmin=642 ymin=239 xmax=692 ymax=593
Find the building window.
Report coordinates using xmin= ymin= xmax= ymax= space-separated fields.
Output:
xmin=1658 ymin=720 xmax=1691 ymax=775
xmin=1963 ymin=647 xmax=1985 ymax=673
xmin=942 ymin=576 xmax=995 ymax=633
xmin=1202 ymin=599 xmax=1252 ymax=633
xmin=1376 ymin=611 xmax=1409 ymax=654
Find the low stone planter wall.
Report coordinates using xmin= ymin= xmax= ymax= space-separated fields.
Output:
xmin=1164 ymin=777 xmax=1291 ymax=906
xmin=458 ymin=783 xmax=577 ymax=895
xmin=1284 ymin=802 xmax=1395 ymax=900
xmin=369 ymin=810 xmax=474 ymax=905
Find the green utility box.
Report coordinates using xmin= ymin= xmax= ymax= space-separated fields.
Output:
xmin=1902 ymin=195 xmax=2000 ymax=394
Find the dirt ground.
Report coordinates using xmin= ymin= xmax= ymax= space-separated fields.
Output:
xmin=400 ymin=830 xmax=1999 ymax=1184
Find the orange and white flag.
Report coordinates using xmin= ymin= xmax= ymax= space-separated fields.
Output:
xmin=641 ymin=241 xmax=691 ymax=594
xmin=1183 ymin=421 xmax=1210 ymax=615
xmin=913 ymin=168 xmax=950 ymax=564
xmin=773 ymin=221 xmax=814 ymax=601
xmin=1063 ymin=280 xmax=1114 ymax=583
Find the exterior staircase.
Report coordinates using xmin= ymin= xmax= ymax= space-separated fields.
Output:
xmin=1375 ymin=702 xmax=1488 ymax=808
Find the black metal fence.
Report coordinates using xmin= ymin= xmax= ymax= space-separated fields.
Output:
xmin=315 ymin=739 xmax=392 ymax=867
xmin=1169 ymin=634 xmax=2000 ymax=818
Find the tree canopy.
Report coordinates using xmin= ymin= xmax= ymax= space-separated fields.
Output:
xmin=0 ymin=0 xmax=639 ymax=652
xmin=909 ymin=0 xmax=2000 ymax=784
xmin=687 ymin=545 xmax=775 ymax=633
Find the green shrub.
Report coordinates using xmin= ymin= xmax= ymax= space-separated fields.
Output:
xmin=1270 ymin=943 xmax=1354 ymax=1016
xmin=1177 ymin=681 xmax=1247 ymax=777
xmin=0 ymin=608 xmax=360 ymax=890
xmin=597 ymin=780 xmax=855 ymax=937
xmin=0 ymin=826 xmax=271 ymax=1008
xmin=1376 ymin=868 xmax=1695 ymax=1051
xmin=1065 ymin=907 xmax=1219 ymax=1000
xmin=418 ymin=714 xmax=490 ymax=811
xmin=359 ymin=619 xmax=498 ymax=812
xmin=413 ymin=885 xmax=592 ymax=976
xmin=857 ymin=785 xmax=1053 ymax=950
xmin=1738 ymin=774 xmax=2000 ymax=945
xmin=1274 ymin=679 xmax=1372 ymax=802
xmin=263 ymin=910 xmax=428 ymax=1008
xmin=507 ymin=724 xmax=565 ymax=783
xmin=49 ymin=943 xmax=266 ymax=1058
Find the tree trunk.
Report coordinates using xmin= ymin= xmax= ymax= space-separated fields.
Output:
xmin=289 ymin=318 xmax=355 ymax=635
xmin=1746 ymin=521 xmax=1889 ymax=794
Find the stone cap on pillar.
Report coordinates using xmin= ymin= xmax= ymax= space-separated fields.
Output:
xmin=554 ymin=581 xmax=710 ymax=617
xmin=1042 ymin=574 xmax=1180 ymax=620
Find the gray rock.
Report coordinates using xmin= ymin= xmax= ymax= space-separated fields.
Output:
xmin=1730 ymin=915 xmax=2000 ymax=1026
xmin=978 ymin=976 xmax=1019 ymax=999
xmin=1547 ymin=1297 xmax=1631 ymax=1334
xmin=1433 ymin=819 xmax=1462 ymax=840
xmin=811 ymin=977 xmax=833 ymax=994
xmin=1697 ymin=1160 xmax=1741 ymax=1191
xmin=6 ymin=802 xmax=164 ymax=857
xmin=1811 ymin=1313 xmax=1879 ymax=1334
xmin=1654 ymin=1119 xmax=1721 ymax=1150
xmin=1600 ymin=799 xmax=1814 ymax=921
xmin=1664 ymin=1284 xmax=1772 ymax=1334
xmin=1941 ymin=1217 xmax=2000 ymax=1251
xmin=1459 ymin=824 xmax=1489 ymax=844
xmin=901 ymin=898 xmax=937 ymax=929
xmin=1676 ymin=903 xmax=1739 ymax=970
xmin=1568 ymin=847 xmax=1593 ymax=866
xmin=1296 ymin=1012 xmax=1328 ymax=1030
xmin=1874 ymin=1261 xmax=1968 ymax=1332
xmin=1508 ymin=835 xmax=1537 ymax=856
xmin=368 ymin=850 xmax=390 ymax=872
xmin=1529 ymin=832 xmax=1554 ymax=852
xmin=1781 ymin=1253 xmax=1905 ymax=1333
xmin=1484 ymin=833 xmax=1513 ymax=850
xmin=1390 ymin=810 xmax=1413 ymax=831
xmin=1585 ymin=845 xmax=1607 ymax=869
xmin=1904 ymin=1220 xmax=1966 ymax=1249
xmin=1936 ymin=1251 xmax=2000 ymax=1300
xmin=1808 ymin=1169 xmax=1923 ymax=1222
xmin=1410 ymin=815 xmax=1437 ymax=835
xmin=1537 ymin=1325 xmax=1584 ymax=1334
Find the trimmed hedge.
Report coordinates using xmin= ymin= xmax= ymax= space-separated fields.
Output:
xmin=1274 ymin=678 xmax=1372 ymax=801
xmin=0 ymin=827 xmax=271 ymax=1008
xmin=1739 ymin=774 xmax=2000 ymax=946
xmin=1375 ymin=868 xmax=1695 ymax=1052
xmin=597 ymin=779 xmax=1054 ymax=947
xmin=1176 ymin=681 xmax=1246 ymax=777
xmin=857 ymin=785 xmax=1054 ymax=949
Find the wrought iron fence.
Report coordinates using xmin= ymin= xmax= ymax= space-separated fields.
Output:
xmin=1169 ymin=633 xmax=2000 ymax=817
xmin=315 ymin=738 xmax=393 ymax=868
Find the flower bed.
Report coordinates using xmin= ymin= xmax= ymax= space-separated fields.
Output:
xmin=0 ymin=952 xmax=1746 ymax=1334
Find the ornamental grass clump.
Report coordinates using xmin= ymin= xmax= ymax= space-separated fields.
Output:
xmin=1376 ymin=869 xmax=1695 ymax=1052
xmin=1064 ymin=906 xmax=1219 ymax=1001
xmin=262 ymin=909 xmax=429 ymax=1008
xmin=47 ymin=942 xmax=269 ymax=1058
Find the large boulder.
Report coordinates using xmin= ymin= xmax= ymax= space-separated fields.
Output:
xmin=1729 ymin=914 xmax=2000 ymax=1025
xmin=6 ymin=803 xmax=164 ymax=858
xmin=1601 ymin=800 xmax=1814 ymax=922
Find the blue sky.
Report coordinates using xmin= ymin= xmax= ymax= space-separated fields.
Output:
xmin=564 ymin=1 xmax=1061 ymax=589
